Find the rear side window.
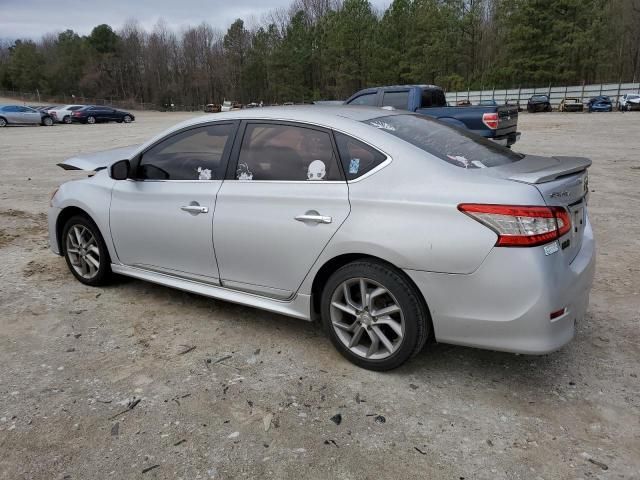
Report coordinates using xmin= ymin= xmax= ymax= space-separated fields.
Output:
xmin=363 ymin=114 xmax=523 ymax=168
xmin=381 ymin=91 xmax=409 ymax=110
xmin=138 ymin=123 xmax=233 ymax=180
xmin=348 ymin=93 xmax=377 ymax=106
xmin=421 ymin=89 xmax=446 ymax=108
xmin=236 ymin=123 xmax=342 ymax=181
xmin=334 ymin=132 xmax=387 ymax=180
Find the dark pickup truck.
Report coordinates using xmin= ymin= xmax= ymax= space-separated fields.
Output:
xmin=345 ymin=85 xmax=520 ymax=147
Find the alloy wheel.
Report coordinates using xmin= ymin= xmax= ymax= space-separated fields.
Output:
xmin=87 ymin=116 xmax=96 ymax=124
xmin=123 ymin=115 xmax=132 ymax=123
xmin=330 ymin=277 xmax=405 ymax=360
xmin=64 ymin=116 xmax=72 ymax=124
xmin=65 ymin=224 xmax=101 ymax=280
xmin=0 ymin=118 xmax=6 ymax=127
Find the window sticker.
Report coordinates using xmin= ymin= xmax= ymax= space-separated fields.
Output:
xmin=369 ymin=120 xmax=396 ymax=131
xmin=236 ymin=163 xmax=253 ymax=180
xmin=197 ymin=167 xmax=212 ymax=180
xmin=446 ymin=154 xmax=472 ymax=168
xmin=307 ymin=160 xmax=326 ymax=181
xmin=349 ymin=158 xmax=360 ymax=174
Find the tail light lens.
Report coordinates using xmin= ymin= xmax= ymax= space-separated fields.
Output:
xmin=72 ymin=111 xmax=81 ymax=116
xmin=482 ymin=112 xmax=499 ymax=129
xmin=458 ymin=204 xmax=571 ymax=247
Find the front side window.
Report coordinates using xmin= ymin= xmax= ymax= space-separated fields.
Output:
xmin=334 ymin=132 xmax=387 ymax=180
xmin=236 ymin=123 xmax=341 ymax=181
xmin=364 ymin=114 xmax=523 ymax=169
xmin=348 ymin=93 xmax=377 ymax=106
xmin=382 ymin=91 xmax=409 ymax=110
xmin=138 ymin=123 xmax=233 ymax=180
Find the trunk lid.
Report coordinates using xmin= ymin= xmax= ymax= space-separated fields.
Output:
xmin=57 ymin=144 xmax=140 ymax=171
xmin=486 ymin=155 xmax=591 ymax=263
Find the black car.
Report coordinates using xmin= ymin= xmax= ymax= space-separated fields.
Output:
xmin=71 ymin=105 xmax=135 ymax=124
xmin=527 ymin=95 xmax=552 ymax=113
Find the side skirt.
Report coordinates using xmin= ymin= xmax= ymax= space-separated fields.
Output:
xmin=111 ymin=264 xmax=312 ymax=321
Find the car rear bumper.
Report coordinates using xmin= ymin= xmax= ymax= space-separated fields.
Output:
xmin=405 ymin=215 xmax=595 ymax=355
xmin=491 ymin=132 xmax=521 ymax=147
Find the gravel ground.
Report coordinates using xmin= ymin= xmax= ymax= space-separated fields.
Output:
xmin=0 ymin=108 xmax=639 ymax=480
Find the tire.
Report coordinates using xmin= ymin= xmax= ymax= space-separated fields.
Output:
xmin=123 ymin=115 xmax=132 ymax=123
xmin=62 ymin=215 xmax=111 ymax=286
xmin=321 ymin=259 xmax=430 ymax=371
xmin=42 ymin=116 xmax=53 ymax=126
xmin=87 ymin=116 xmax=96 ymax=124
xmin=63 ymin=115 xmax=72 ymax=124
xmin=0 ymin=117 xmax=6 ymax=127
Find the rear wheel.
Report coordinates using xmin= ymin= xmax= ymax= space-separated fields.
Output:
xmin=62 ymin=215 xmax=111 ymax=286
xmin=321 ymin=260 xmax=430 ymax=371
xmin=42 ymin=116 xmax=53 ymax=126
xmin=63 ymin=115 xmax=72 ymax=124
xmin=87 ymin=116 xmax=96 ymax=124
xmin=0 ymin=117 xmax=6 ymax=127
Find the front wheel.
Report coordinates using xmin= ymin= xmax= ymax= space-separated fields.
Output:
xmin=123 ymin=115 xmax=132 ymax=123
xmin=321 ymin=260 xmax=430 ymax=371
xmin=62 ymin=215 xmax=111 ymax=286
xmin=87 ymin=116 xmax=96 ymax=124
xmin=0 ymin=117 xmax=7 ymax=127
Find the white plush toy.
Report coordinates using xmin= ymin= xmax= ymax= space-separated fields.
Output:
xmin=307 ymin=160 xmax=326 ymax=180
xmin=197 ymin=167 xmax=212 ymax=180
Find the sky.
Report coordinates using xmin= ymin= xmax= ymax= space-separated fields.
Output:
xmin=0 ymin=0 xmax=391 ymax=41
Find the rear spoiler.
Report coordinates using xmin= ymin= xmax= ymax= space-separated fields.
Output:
xmin=491 ymin=155 xmax=591 ymax=184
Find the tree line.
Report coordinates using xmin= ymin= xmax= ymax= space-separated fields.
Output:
xmin=1 ymin=0 xmax=639 ymax=107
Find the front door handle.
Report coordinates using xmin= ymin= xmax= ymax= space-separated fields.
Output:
xmin=181 ymin=204 xmax=209 ymax=215
xmin=295 ymin=211 xmax=332 ymax=224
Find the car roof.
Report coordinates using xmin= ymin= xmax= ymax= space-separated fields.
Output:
xmin=176 ymin=105 xmax=404 ymax=130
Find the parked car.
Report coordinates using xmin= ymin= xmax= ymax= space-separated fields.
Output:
xmin=220 ymin=101 xmax=240 ymax=112
xmin=49 ymin=105 xmax=85 ymax=124
xmin=558 ymin=97 xmax=584 ymax=112
xmin=527 ymin=95 xmax=552 ymax=113
xmin=49 ymin=106 xmax=594 ymax=370
xmin=0 ymin=104 xmax=54 ymax=126
xmin=587 ymin=96 xmax=612 ymax=112
xmin=618 ymin=93 xmax=640 ymax=111
xmin=478 ymin=99 xmax=498 ymax=106
xmin=204 ymin=104 xmax=221 ymax=113
xmin=345 ymin=85 xmax=520 ymax=147
xmin=506 ymin=99 xmax=523 ymax=112
xmin=71 ymin=105 xmax=135 ymax=124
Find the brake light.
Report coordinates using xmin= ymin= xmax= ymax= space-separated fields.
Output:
xmin=482 ymin=112 xmax=499 ymax=129
xmin=72 ymin=111 xmax=81 ymax=116
xmin=458 ymin=204 xmax=571 ymax=247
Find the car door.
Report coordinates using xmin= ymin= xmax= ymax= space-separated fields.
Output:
xmin=109 ymin=121 xmax=237 ymax=283
xmin=213 ymin=121 xmax=350 ymax=299
xmin=20 ymin=106 xmax=41 ymax=124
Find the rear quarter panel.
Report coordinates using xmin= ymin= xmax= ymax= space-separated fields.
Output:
xmin=298 ymin=136 xmax=545 ymax=294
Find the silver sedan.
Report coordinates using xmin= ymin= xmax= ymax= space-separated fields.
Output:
xmin=48 ymin=106 xmax=595 ymax=370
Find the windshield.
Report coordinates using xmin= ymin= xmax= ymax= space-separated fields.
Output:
xmin=363 ymin=114 xmax=524 ymax=169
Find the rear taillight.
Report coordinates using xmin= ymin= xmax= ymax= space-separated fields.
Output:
xmin=458 ymin=204 xmax=571 ymax=247
xmin=482 ymin=112 xmax=499 ymax=129
xmin=72 ymin=111 xmax=81 ymax=116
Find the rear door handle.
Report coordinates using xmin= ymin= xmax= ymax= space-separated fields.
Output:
xmin=295 ymin=212 xmax=332 ymax=224
xmin=181 ymin=205 xmax=209 ymax=214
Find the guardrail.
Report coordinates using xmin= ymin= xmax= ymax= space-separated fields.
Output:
xmin=445 ymin=82 xmax=640 ymax=107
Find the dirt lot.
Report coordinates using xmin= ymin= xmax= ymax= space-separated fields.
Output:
xmin=0 ymin=108 xmax=639 ymax=480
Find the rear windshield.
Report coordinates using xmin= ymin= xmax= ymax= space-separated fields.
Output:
xmin=363 ymin=114 xmax=523 ymax=169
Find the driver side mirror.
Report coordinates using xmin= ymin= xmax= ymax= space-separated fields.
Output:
xmin=110 ymin=159 xmax=130 ymax=180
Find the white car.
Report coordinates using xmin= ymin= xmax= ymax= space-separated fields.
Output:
xmin=220 ymin=101 xmax=239 ymax=112
xmin=619 ymin=94 xmax=640 ymax=111
xmin=50 ymin=104 xmax=85 ymax=124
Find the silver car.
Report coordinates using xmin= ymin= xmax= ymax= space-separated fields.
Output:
xmin=48 ymin=106 xmax=595 ymax=370
xmin=0 ymin=104 xmax=54 ymax=126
